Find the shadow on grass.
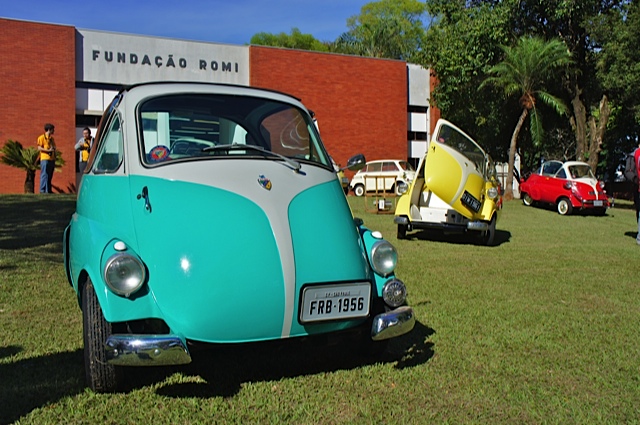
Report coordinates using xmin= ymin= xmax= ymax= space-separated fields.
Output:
xmin=0 ymin=195 xmax=76 ymax=250
xmin=0 ymin=322 xmax=434 ymax=421
xmin=0 ymin=348 xmax=84 ymax=425
xmin=155 ymin=320 xmax=435 ymax=398
xmin=407 ymin=229 xmax=511 ymax=247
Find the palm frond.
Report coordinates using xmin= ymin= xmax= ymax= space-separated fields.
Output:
xmin=537 ymin=91 xmax=569 ymax=116
xmin=529 ymin=108 xmax=544 ymax=146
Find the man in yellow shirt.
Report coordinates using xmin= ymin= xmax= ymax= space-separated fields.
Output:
xmin=75 ymin=127 xmax=94 ymax=177
xmin=37 ymin=123 xmax=56 ymax=193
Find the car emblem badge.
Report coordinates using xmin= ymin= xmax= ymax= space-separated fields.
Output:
xmin=258 ymin=175 xmax=272 ymax=191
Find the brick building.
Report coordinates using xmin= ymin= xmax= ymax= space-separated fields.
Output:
xmin=0 ymin=17 xmax=439 ymax=194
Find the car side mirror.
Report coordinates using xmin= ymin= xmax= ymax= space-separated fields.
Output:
xmin=346 ymin=154 xmax=366 ymax=171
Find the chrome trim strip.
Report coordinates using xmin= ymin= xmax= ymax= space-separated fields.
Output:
xmin=370 ymin=306 xmax=415 ymax=341
xmin=105 ymin=334 xmax=192 ymax=366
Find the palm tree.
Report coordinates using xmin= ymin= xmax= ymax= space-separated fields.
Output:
xmin=0 ymin=140 xmax=65 ymax=193
xmin=481 ymin=36 xmax=573 ymax=200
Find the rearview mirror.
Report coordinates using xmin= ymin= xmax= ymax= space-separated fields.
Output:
xmin=346 ymin=154 xmax=366 ymax=171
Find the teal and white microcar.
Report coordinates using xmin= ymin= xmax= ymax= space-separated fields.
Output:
xmin=63 ymin=82 xmax=415 ymax=392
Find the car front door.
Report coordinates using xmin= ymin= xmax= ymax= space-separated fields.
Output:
xmin=423 ymin=120 xmax=486 ymax=219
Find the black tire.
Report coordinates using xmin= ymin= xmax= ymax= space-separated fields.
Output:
xmin=82 ymin=279 xmax=120 ymax=393
xmin=478 ymin=215 xmax=496 ymax=246
xmin=397 ymin=223 xmax=407 ymax=239
xmin=522 ymin=193 xmax=534 ymax=206
xmin=354 ymin=184 xmax=365 ymax=197
xmin=557 ymin=197 xmax=573 ymax=215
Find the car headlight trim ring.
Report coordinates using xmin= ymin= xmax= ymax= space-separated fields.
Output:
xmin=370 ymin=240 xmax=398 ymax=277
xmin=104 ymin=253 xmax=146 ymax=297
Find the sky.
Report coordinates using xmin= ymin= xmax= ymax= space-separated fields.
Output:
xmin=1 ymin=0 xmax=372 ymax=45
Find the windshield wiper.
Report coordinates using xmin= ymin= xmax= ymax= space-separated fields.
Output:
xmin=202 ymin=144 xmax=301 ymax=173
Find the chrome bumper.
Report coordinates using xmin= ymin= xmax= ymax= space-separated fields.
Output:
xmin=105 ymin=334 xmax=192 ymax=366
xmin=467 ymin=221 xmax=488 ymax=231
xmin=370 ymin=306 xmax=415 ymax=341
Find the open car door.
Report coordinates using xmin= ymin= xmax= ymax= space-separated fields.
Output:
xmin=423 ymin=120 xmax=487 ymax=220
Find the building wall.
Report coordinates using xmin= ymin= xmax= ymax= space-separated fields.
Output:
xmin=0 ymin=19 xmax=76 ymax=193
xmin=250 ymin=46 xmax=408 ymax=174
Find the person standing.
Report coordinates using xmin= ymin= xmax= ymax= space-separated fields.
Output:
xmin=75 ymin=127 xmax=93 ymax=176
xmin=37 ymin=123 xmax=56 ymax=194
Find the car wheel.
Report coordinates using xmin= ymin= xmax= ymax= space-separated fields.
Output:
xmin=397 ymin=223 xmax=407 ymax=239
xmin=522 ymin=193 xmax=534 ymax=206
xmin=557 ymin=197 xmax=573 ymax=215
xmin=478 ymin=215 xmax=496 ymax=246
xmin=83 ymin=278 xmax=120 ymax=393
xmin=354 ymin=184 xmax=365 ymax=197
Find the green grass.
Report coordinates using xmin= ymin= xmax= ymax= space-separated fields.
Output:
xmin=1 ymin=194 xmax=639 ymax=424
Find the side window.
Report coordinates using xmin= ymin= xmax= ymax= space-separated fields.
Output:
xmin=382 ymin=162 xmax=397 ymax=172
xmin=557 ymin=169 xmax=567 ymax=179
xmin=368 ymin=162 xmax=382 ymax=173
xmin=93 ymin=115 xmax=123 ymax=174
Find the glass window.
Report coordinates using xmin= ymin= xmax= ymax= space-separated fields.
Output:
xmin=382 ymin=161 xmax=398 ymax=172
xmin=92 ymin=114 xmax=123 ymax=173
xmin=436 ymin=123 xmax=485 ymax=174
xmin=568 ymin=164 xmax=595 ymax=179
xmin=542 ymin=161 xmax=563 ymax=176
xmin=367 ymin=162 xmax=383 ymax=173
xmin=557 ymin=168 xmax=567 ymax=179
xmin=399 ymin=161 xmax=415 ymax=172
xmin=138 ymin=94 xmax=330 ymax=168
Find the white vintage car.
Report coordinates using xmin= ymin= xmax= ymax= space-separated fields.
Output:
xmin=349 ymin=159 xmax=416 ymax=196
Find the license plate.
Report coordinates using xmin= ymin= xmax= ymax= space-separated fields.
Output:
xmin=461 ymin=191 xmax=482 ymax=212
xmin=300 ymin=282 xmax=370 ymax=323
xmin=593 ymin=200 xmax=603 ymax=207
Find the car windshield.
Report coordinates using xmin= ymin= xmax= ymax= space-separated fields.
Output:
xmin=568 ymin=164 xmax=595 ymax=179
xmin=399 ymin=161 xmax=415 ymax=172
xmin=138 ymin=94 xmax=330 ymax=168
xmin=436 ymin=123 xmax=486 ymax=174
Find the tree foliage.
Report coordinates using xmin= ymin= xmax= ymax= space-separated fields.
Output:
xmin=334 ymin=0 xmax=429 ymax=61
xmin=423 ymin=0 xmax=632 ymax=175
xmin=0 ymin=140 xmax=65 ymax=193
xmin=480 ymin=36 xmax=573 ymax=199
xmin=250 ymin=28 xmax=330 ymax=52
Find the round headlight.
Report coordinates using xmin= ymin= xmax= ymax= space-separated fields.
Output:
xmin=382 ymin=278 xmax=407 ymax=308
xmin=104 ymin=254 xmax=146 ymax=297
xmin=370 ymin=240 xmax=397 ymax=276
xmin=487 ymin=186 xmax=499 ymax=200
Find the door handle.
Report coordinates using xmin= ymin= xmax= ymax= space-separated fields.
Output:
xmin=136 ymin=186 xmax=152 ymax=212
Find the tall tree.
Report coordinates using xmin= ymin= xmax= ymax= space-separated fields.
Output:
xmin=505 ymin=0 xmax=627 ymax=169
xmin=335 ymin=0 xmax=428 ymax=61
xmin=481 ymin=37 xmax=573 ymax=199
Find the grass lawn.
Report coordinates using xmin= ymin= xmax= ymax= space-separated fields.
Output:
xmin=1 ymin=194 xmax=639 ymax=424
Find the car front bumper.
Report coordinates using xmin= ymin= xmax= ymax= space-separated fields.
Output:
xmin=104 ymin=306 xmax=416 ymax=365
xmin=106 ymin=334 xmax=192 ymax=366
xmin=370 ymin=306 xmax=415 ymax=341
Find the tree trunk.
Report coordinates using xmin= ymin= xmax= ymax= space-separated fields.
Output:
xmin=504 ymin=108 xmax=528 ymax=200
xmin=571 ymin=85 xmax=587 ymax=161
xmin=24 ymin=170 xmax=35 ymax=193
xmin=586 ymin=94 xmax=610 ymax=170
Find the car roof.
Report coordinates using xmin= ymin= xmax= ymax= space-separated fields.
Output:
xmin=563 ymin=161 xmax=591 ymax=167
